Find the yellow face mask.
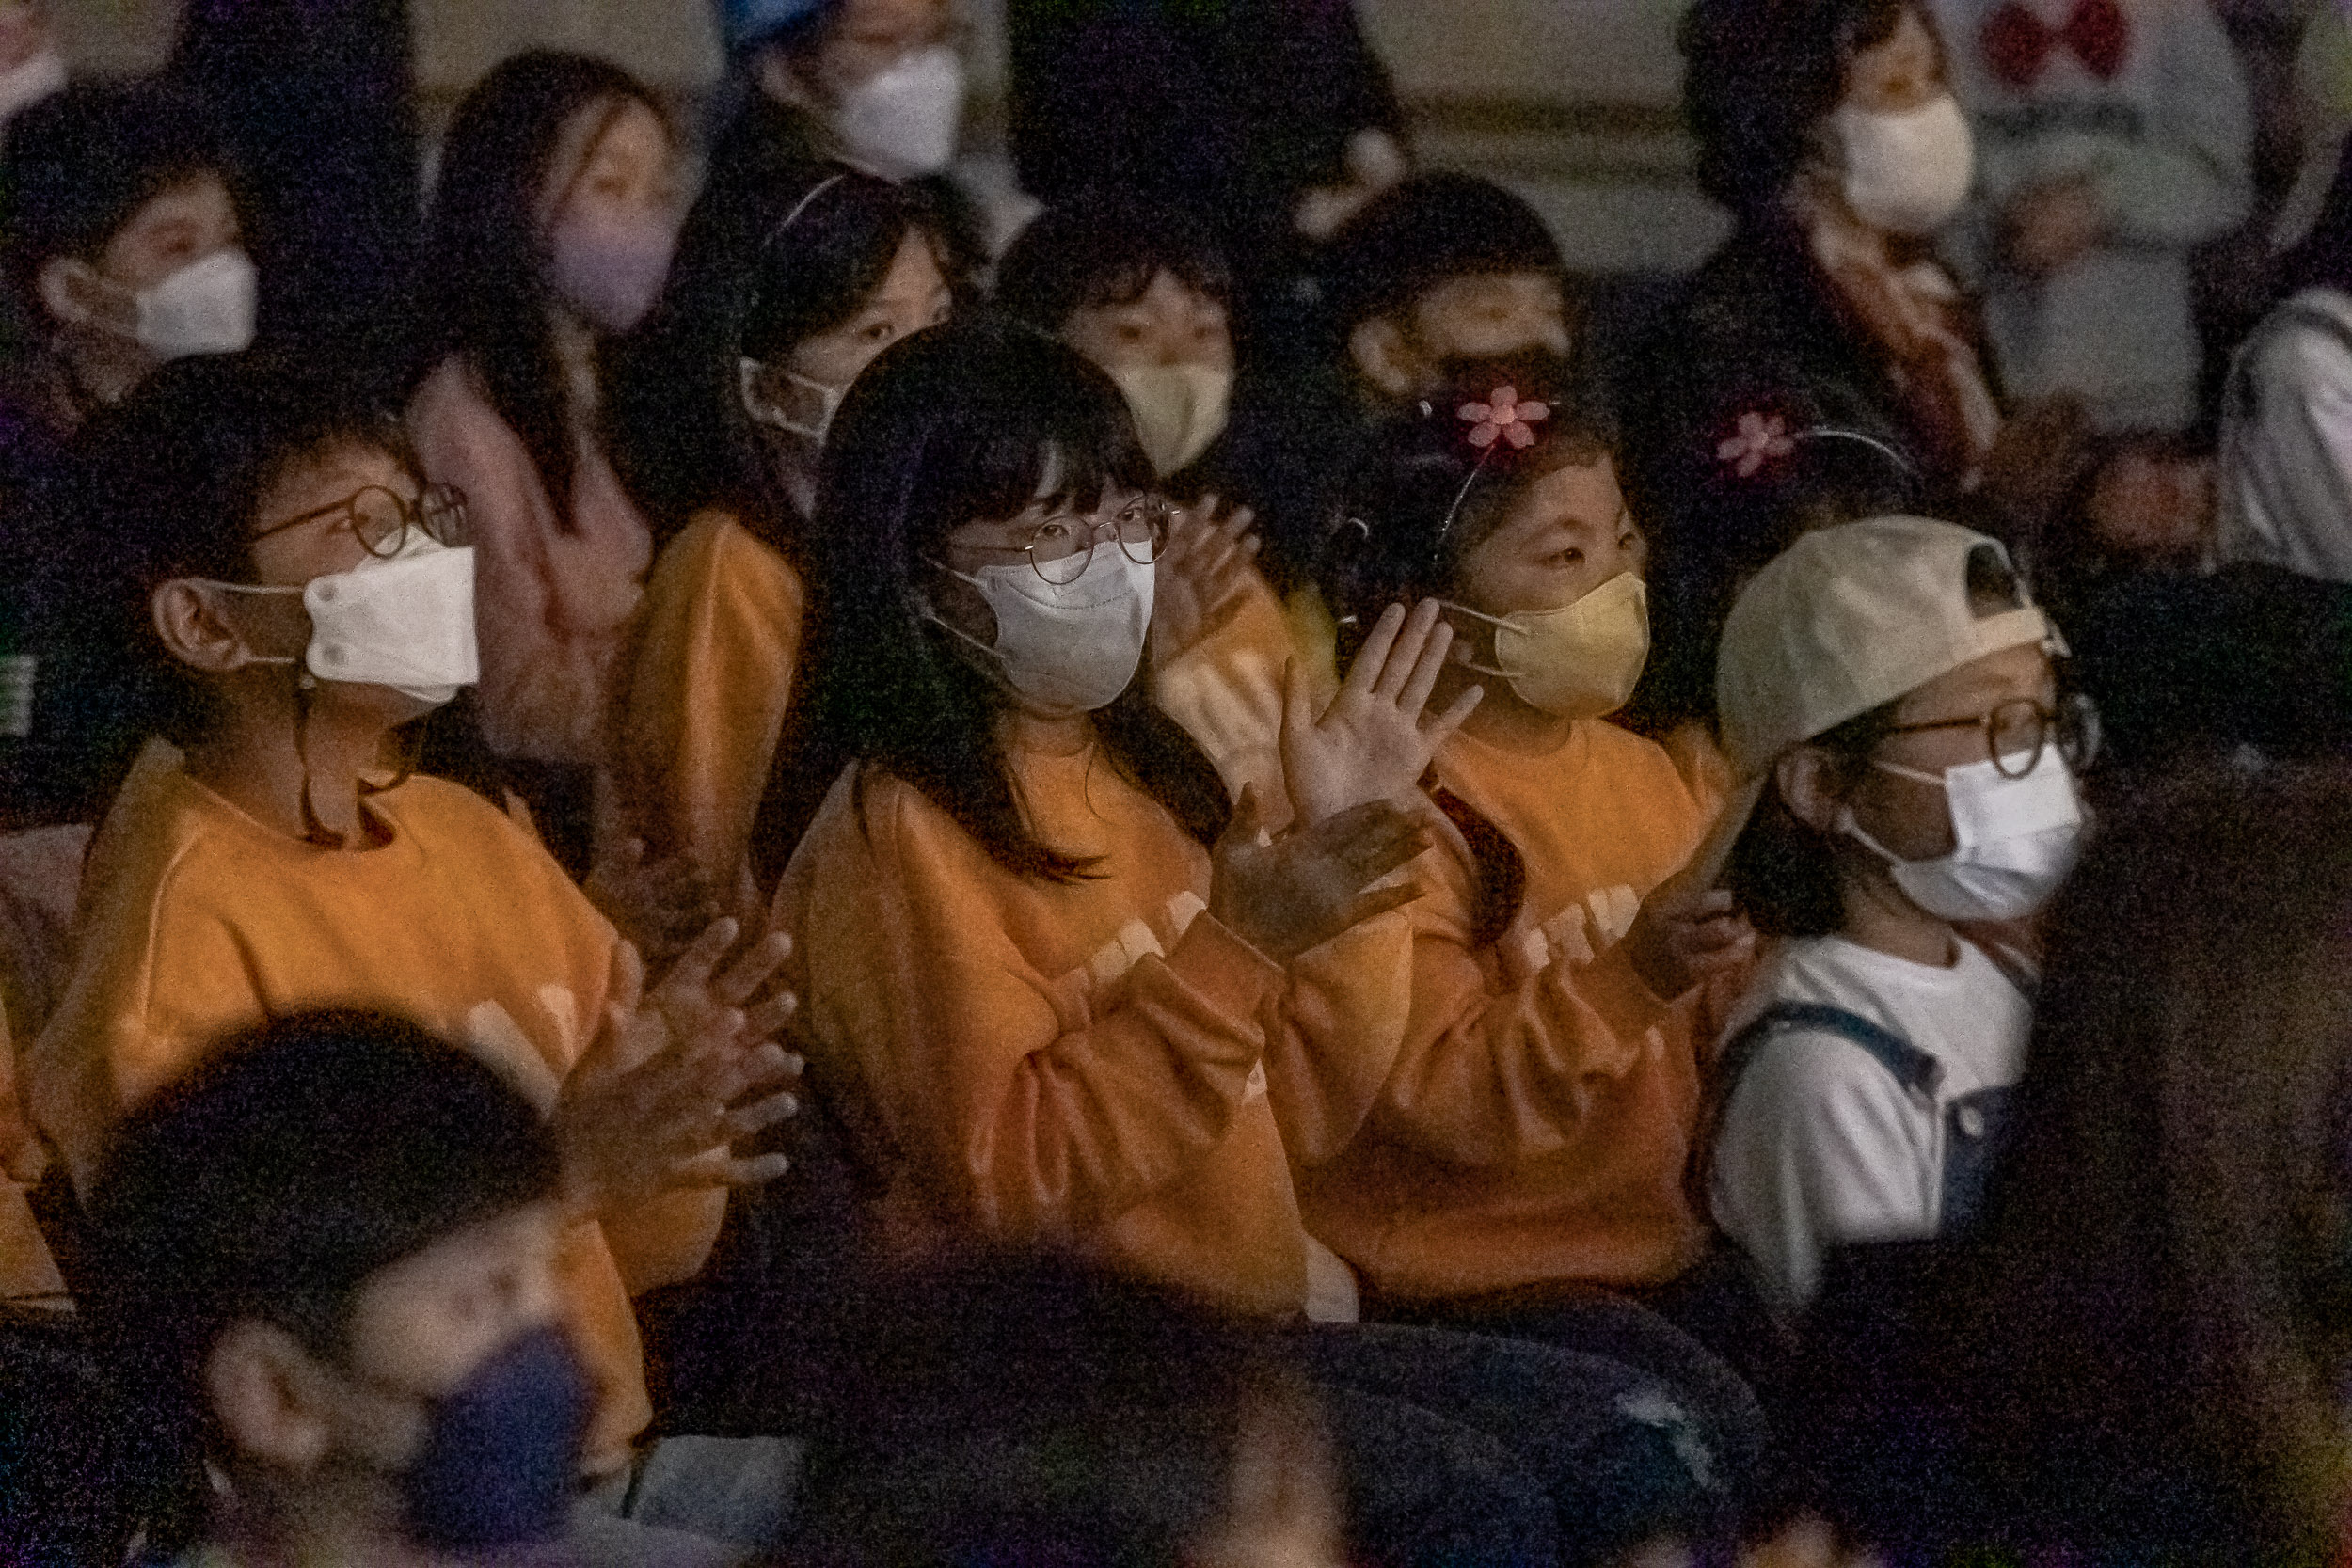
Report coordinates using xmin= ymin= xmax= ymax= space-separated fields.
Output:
xmin=1449 ymin=571 xmax=1649 ymax=719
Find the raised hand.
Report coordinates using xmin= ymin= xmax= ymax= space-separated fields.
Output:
xmin=1150 ymin=494 xmax=1263 ymax=661
xmin=1280 ymin=600 xmax=1482 ymax=829
xmin=1210 ymin=786 xmax=1432 ymax=962
xmin=1623 ymin=883 xmax=1756 ymax=1002
xmin=552 ymin=928 xmax=803 ymax=1213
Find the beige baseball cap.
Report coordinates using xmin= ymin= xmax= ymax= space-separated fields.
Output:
xmin=1683 ymin=516 xmax=2063 ymax=886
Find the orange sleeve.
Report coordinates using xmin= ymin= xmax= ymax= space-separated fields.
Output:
xmin=1257 ymin=910 xmax=1419 ymax=1170
xmin=622 ymin=514 xmax=805 ymax=901
xmin=1151 ymin=568 xmax=1298 ymax=808
xmin=782 ymin=778 xmax=1285 ymax=1242
xmin=1363 ymin=821 xmax=1684 ymax=1170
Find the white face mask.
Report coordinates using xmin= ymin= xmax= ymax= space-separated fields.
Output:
xmin=548 ymin=212 xmax=676 ymax=334
xmin=1842 ymin=747 xmax=2085 ymax=922
xmin=1448 ymin=572 xmax=1649 ymax=720
xmin=739 ymin=356 xmax=844 ymax=445
xmin=1833 ymin=94 xmax=1976 ymax=238
xmin=0 ymin=48 xmax=65 ymax=122
xmin=105 ymin=249 xmax=260 ymax=361
xmin=217 ymin=538 xmax=480 ymax=708
xmin=834 ymin=44 xmax=965 ymax=180
xmin=928 ymin=546 xmax=1155 ymax=716
xmin=1108 ymin=364 xmax=1232 ymax=478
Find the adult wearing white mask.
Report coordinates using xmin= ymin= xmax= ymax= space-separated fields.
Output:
xmin=408 ymin=54 xmax=684 ymax=838
xmin=1623 ymin=0 xmax=2095 ymax=816
xmin=1704 ymin=516 xmax=2098 ymax=1315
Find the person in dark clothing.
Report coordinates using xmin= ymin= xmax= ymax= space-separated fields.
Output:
xmin=1621 ymin=0 xmax=2091 ymax=742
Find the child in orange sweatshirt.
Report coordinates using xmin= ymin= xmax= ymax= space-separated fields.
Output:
xmin=609 ymin=166 xmax=955 ymax=904
xmin=24 ymin=355 xmax=799 ymax=1503
xmin=1300 ymin=360 xmax=1764 ymax=1373
xmin=770 ymin=320 xmax=1764 ymax=1564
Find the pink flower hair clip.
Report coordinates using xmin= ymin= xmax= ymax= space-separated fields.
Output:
xmin=1461 ymin=385 xmax=1549 ymax=451
xmin=1717 ymin=410 xmax=1796 ymax=480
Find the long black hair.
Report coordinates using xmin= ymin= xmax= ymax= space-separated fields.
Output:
xmin=422 ymin=51 xmax=664 ymax=530
xmin=763 ymin=319 xmax=1230 ymax=884
xmin=609 ymin=165 xmax=948 ymax=563
xmin=1315 ymin=357 xmax=1615 ymax=947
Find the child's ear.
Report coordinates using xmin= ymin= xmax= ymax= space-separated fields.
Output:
xmin=1348 ymin=316 xmax=1420 ymax=399
xmin=1775 ymin=747 xmax=1844 ymax=834
xmin=206 ymin=1321 xmax=335 ymax=1472
xmin=152 ymin=579 xmax=262 ymax=674
xmin=35 ymin=255 xmax=102 ymax=332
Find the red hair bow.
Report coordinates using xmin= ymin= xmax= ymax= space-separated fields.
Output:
xmin=1981 ymin=0 xmax=2129 ymax=87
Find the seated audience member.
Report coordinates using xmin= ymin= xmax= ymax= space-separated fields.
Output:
xmin=25 ymin=354 xmax=799 ymax=1481
xmin=1234 ymin=171 xmax=1577 ymax=591
xmin=1707 ymin=517 xmax=2091 ymax=1315
xmin=995 ymin=194 xmax=1308 ymax=809
xmin=2220 ymin=137 xmax=2352 ymax=584
xmin=772 ymin=321 xmax=1756 ymax=1567
xmin=1796 ymin=765 xmax=2352 ymax=1563
xmin=1928 ymin=0 xmax=2252 ymax=436
xmin=1629 ymin=0 xmax=2091 ymax=752
xmin=0 ymin=1 xmax=61 ymax=133
xmin=611 ymin=166 xmax=952 ymax=903
xmin=1302 ymin=363 xmax=1762 ymax=1364
xmin=86 ymin=1011 xmax=744 ymax=1565
xmin=408 ymin=52 xmax=683 ymax=800
xmin=704 ymin=0 xmax=989 ymax=261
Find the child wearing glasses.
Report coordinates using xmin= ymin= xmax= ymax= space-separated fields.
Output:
xmin=25 ymin=354 xmax=800 ymax=1493
xmin=1707 ymin=515 xmax=2095 ymax=1315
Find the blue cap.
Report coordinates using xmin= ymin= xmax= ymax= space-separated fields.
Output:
xmin=718 ymin=0 xmax=832 ymax=54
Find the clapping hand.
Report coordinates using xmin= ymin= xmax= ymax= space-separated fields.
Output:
xmin=1209 ymin=785 xmax=1432 ymax=962
xmin=1281 ymin=600 xmax=1482 ymax=829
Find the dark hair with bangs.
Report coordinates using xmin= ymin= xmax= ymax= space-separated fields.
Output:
xmin=1679 ymin=0 xmax=1915 ymax=222
xmin=72 ymin=352 xmax=413 ymax=747
xmin=1313 ymin=357 xmax=1617 ymax=946
xmin=609 ymin=165 xmax=949 ymax=559
xmin=422 ymin=51 xmax=665 ymax=531
xmin=994 ymin=194 xmax=1233 ymax=338
xmin=773 ymin=319 xmax=1231 ymax=884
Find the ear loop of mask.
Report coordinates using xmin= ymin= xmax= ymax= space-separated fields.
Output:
xmin=202 ymin=580 xmax=413 ymax=847
xmin=739 ymin=171 xmax=854 ymax=439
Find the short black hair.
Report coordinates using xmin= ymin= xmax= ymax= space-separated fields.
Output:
xmin=995 ymin=194 xmax=1233 ymax=335
xmin=1725 ymin=701 xmax=1898 ymax=939
xmin=0 ymin=79 xmax=235 ymax=312
xmin=1679 ymin=0 xmax=1915 ymax=221
xmin=86 ymin=1011 xmax=561 ymax=1542
xmin=1322 ymin=172 xmax=1564 ymax=333
xmin=68 ymin=351 xmax=410 ymax=743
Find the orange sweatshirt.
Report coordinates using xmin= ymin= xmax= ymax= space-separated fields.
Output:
xmin=27 ymin=759 xmax=725 ymax=1469
xmin=1294 ymin=720 xmax=1724 ymax=1302
xmin=771 ymin=737 xmax=1412 ymax=1317
xmin=622 ymin=510 xmax=806 ymax=903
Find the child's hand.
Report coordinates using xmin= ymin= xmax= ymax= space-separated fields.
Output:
xmin=584 ymin=837 xmax=727 ymax=971
xmin=1150 ymin=495 xmax=1262 ymax=662
xmin=1279 ymin=600 xmax=1482 ymax=830
xmin=1624 ymin=884 xmax=1756 ymax=1002
xmin=2003 ymin=173 xmax=2104 ymax=278
xmin=1210 ymin=786 xmax=1431 ymax=962
xmin=554 ymin=935 xmax=802 ymax=1213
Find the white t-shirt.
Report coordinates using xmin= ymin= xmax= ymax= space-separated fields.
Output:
xmin=2218 ymin=287 xmax=2352 ymax=583
xmin=1709 ymin=934 xmax=2031 ymax=1315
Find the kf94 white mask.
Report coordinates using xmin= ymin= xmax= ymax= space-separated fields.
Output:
xmin=834 ymin=43 xmax=965 ymax=179
xmin=927 ymin=546 xmax=1155 ymax=716
xmin=1833 ymin=94 xmax=1977 ymax=239
xmin=1109 ymin=364 xmax=1232 ymax=478
xmin=1447 ymin=572 xmax=1650 ymax=720
xmin=100 ymin=248 xmax=260 ymax=361
xmin=739 ymin=356 xmax=844 ymax=445
xmin=1842 ymin=748 xmax=2085 ymax=922
xmin=215 ymin=538 xmax=480 ymax=707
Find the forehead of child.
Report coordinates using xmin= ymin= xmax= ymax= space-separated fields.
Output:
xmin=1842 ymin=6 xmax=1944 ymax=114
xmin=545 ymin=96 xmax=675 ymax=225
xmin=336 ymin=1202 xmax=564 ymax=1398
xmin=1452 ymin=447 xmax=1633 ymax=591
xmin=1885 ymin=641 xmax=2056 ymax=736
xmin=787 ymin=228 xmax=951 ymax=381
xmin=94 ymin=170 xmax=240 ymax=292
xmin=824 ymin=0 xmax=952 ymax=70
xmin=245 ymin=438 xmax=421 ymax=582
xmin=1403 ymin=268 xmax=1568 ymax=356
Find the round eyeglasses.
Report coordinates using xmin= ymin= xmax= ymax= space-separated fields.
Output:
xmin=971 ymin=498 xmax=1169 ymax=587
xmin=1879 ymin=691 xmax=2103 ymax=780
xmin=251 ymin=483 xmax=470 ymax=559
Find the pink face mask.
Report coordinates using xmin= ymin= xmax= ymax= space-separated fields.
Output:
xmin=547 ymin=211 xmax=676 ymax=334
